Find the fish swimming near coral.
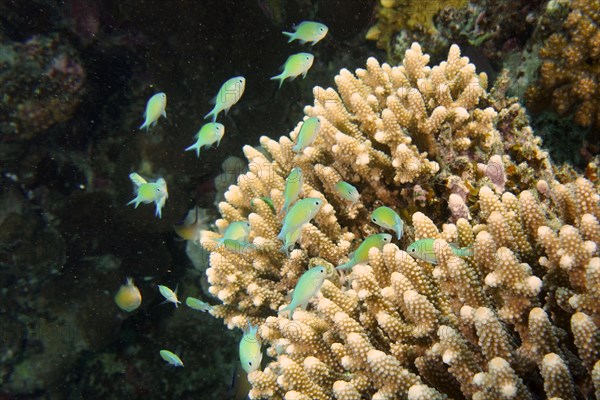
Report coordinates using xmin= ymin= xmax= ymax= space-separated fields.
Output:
xmin=185 ymin=122 xmax=225 ymax=157
xmin=204 ymin=76 xmax=246 ymax=122
xmin=114 ymin=277 xmax=142 ymax=312
xmin=214 ymin=221 xmax=251 ymax=245
xmin=139 ymin=92 xmax=167 ymax=131
xmin=158 ymin=284 xmax=181 ymax=308
xmin=406 ymin=238 xmax=473 ymax=264
xmin=270 ymin=53 xmax=314 ymax=88
xmin=282 ymin=21 xmax=329 ymax=45
xmin=185 ymin=296 xmax=212 ymax=312
xmin=173 ymin=207 xmax=209 ymax=242
xmin=336 ymin=233 xmax=393 ymax=270
xmin=334 ymin=181 xmax=360 ymax=204
xmin=292 ymin=116 xmax=321 ymax=153
xmin=159 ymin=350 xmax=184 ymax=367
xmin=279 ymin=265 xmax=329 ymax=319
xmin=239 ymin=324 xmax=262 ymax=373
xmin=279 ymin=167 xmax=304 ymax=217
xmin=277 ymin=197 xmax=323 ymax=241
xmin=127 ymin=173 xmax=168 ymax=218
xmin=371 ymin=206 xmax=404 ymax=240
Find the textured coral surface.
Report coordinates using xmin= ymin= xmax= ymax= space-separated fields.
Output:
xmin=199 ymin=44 xmax=600 ymax=399
xmin=527 ymin=0 xmax=600 ymax=130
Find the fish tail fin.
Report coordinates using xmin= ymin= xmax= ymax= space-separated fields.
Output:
xmin=282 ymin=31 xmax=295 ymax=42
xmin=270 ymin=74 xmax=284 ymax=88
xmin=139 ymin=121 xmax=148 ymax=130
xmin=185 ymin=143 xmax=200 ymax=157
xmin=462 ymin=244 xmax=474 ymax=257
xmin=278 ymin=303 xmax=294 ymax=319
xmin=204 ymin=108 xmax=216 ymax=122
xmin=335 ymin=261 xmax=352 ymax=271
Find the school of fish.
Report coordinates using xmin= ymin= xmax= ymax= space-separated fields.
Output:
xmin=118 ymin=19 xmax=477 ymax=382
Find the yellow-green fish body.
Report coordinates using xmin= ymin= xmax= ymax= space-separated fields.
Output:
xmin=406 ymin=238 xmax=473 ymax=265
xmin=239 ymin=325 xmax=262 ymax=373
xmin=283 ymin=21 xmax=329 ymax=45
xmin=336 ymin=233 xmax=392 ymax=270
xmin=279 ymin=265 xmax=329 ymax=318
xmin=371 ymin=206 xmax=404 ymax=240
xmin=279 ymin=167 xmax=303 ymax=216
xmin=277 ymin=197 xmax=323 ymax=241
xmin=174 ymin=207 xmax=207 ymax=242
xmin=280 ymin=226 xmax=301 ymax=256
xmin=139 ymin=92 xmax=167 ymax=131
xmin=218 ymin=239 xmax=255 ymax=254
xmin=159 ymin=350 xmax=184 ymax=367
xmin=293 ymin=117 xmax=321 ymax=153
xmin=334 ymin=181 xmax=360 ymax=204
xmin=185 ymin=122 xmax=225 ymax=157
xmin=185 ymin=296 xmax=212 ymax=312
xmin=127 ymin=173 xmax=168 ymax=218
xmin=204 ymin=76 xmax=246 ymax=122
xmin=114 ymin=277 xmax=142 ymax=312
xmin=215 ymin=221 xmax=251 ymax=244
xmin=158 ymin=284 xmax=180 ymax=307
xmin=270 ymin=53 xmax=314 ymax=88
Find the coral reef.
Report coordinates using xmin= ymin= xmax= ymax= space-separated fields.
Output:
xmin=527 ymin=0 xmax=600 ymax=130
xmin=199 ymin=43 xmax=599 ymax=399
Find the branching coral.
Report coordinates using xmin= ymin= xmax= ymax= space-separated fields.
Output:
xmin=527 ymin=0 xmax=600 ymax=129
xmin=199 ymin=43 xmax=599 ymax=399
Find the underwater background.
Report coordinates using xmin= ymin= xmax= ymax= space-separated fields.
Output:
xmin=0 ymin=0 xmax=598 ymax=399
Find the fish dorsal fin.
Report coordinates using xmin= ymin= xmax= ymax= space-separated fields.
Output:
xmin=129 ymin=172 xmax=147 ymax=187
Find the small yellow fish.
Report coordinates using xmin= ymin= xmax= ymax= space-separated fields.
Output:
xmin=280 ymin=226 xmax=301 ymax=256
xmin=185 ymin=123 xmax=225 ymax=157
xmin=371 ymin=206 xmax=404 ymax=240
xmin=336 ymin=233 xmax=392 ymax=271
xmin=127 ymin=173 xmax=168 ymax=218
xmin=334 ymin=181 xmax=360 ymax=204
xmin=215 ymin=221 xmax=251 ymax=244
xmin=158 ymin=284 xmax=181 ymax=308
xmin=239 ymin=324 xmax=262 ymax=373
xmin=292 ymin=117 xmax=321 ymax=153
xmin=406 ymin=238 xmax=473 ymax=265
xmin=270 ymin=53 xmax=314 ymax=88
xmin=114 ymin=277 xmax=142 ymax=312
xmin=283 ymin=21 xmax=329 ymax=45
xmin=279 ymin=265 xmax=329 ymax=319
xmin=218 ymin=239 xmax=256 ymax=254
xmin=185 ymin=296 xmax=212 ymax=312
xmin=139 ymin=92 xmax=167 ymax=131
xmin=204 ymin=76 xmax=246 ymax=122
xmin=174 ymin=207 xmax=208 ymax=242
xmin=279 ymin=167 xmax=303 ymax=217
xmin=159 ymin=350 xmax=184 ymax=367
xmin=277 ymin=197 xmax=323 ymax=241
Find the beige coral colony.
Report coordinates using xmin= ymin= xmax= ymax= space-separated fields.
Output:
xmin=199 ymin=43 xmax=600 ymax=399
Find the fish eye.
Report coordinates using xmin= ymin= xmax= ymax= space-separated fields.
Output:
xmin=248 ymin=361 xmax=252 ymax=366
xmin=372 ymin=218 xmax=377 ymax=222
xmin=411 ymin=248 xmax=415 ymax=252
